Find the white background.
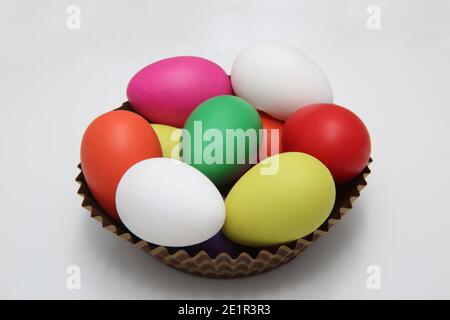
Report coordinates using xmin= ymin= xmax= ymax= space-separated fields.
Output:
xmin=1 ymin=0 xmax=450 ymax=299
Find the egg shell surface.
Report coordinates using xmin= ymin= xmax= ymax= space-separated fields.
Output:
xmin=181 ymin=95 xmax=262 ymax=186
xmin=231 ymin=41 xmax=333 ymax=120
xmin=127 ymin=56 xmax=232 ymax=127
xmin=223 ymin=152 xmax=336 ymax=247
xmin=151 ymin=124 xmax=182 ymax=160
xmin=115 ymin=158 xmax=226 ymax=247
xmin=80 ymin=110 xmax=162 ymax=221
xmin=167 ymin=231 xmax=242 ymax=259
xmin=258 ymin=111 xmax=283 ymax=161
xmin=283 ymin=103 xmax=371 ymax=184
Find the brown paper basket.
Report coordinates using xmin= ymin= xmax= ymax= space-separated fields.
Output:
xmin=75 ymin=102 xmax=371 ymax=278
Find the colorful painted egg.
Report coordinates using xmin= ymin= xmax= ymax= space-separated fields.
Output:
xmin=115 ymin=158 xmax=226 ymax=247
xmin=181 ymin=95 xmax=262 ymax=186
xmin=223 ymin=152 xmax=336 ymax=247
xmin=127 ymin=56 xmax=232 ymax=127
xmin=151 ymin=124 xmax=182 ymax=160
xmin=283 ymin=103 xmax=371 ymax=183
xmin=231 ymin=41 xmax=333 ymax=120
xmin=80 ymin=110 xmax=162 ymax=220
xmin=258 ymin=111 xmax=283 ymax=161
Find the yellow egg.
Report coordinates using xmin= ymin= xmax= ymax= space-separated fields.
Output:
xmin=151 ymin=124 xmax=182 ymax=159
xmin=223 ymin=152 xmax=336 ymax=247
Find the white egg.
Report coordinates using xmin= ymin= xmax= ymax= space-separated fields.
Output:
xmin=231 ymin=41 xmax=333 ymax=120
xmin=115 ymin=158 xmax=225 ymax=247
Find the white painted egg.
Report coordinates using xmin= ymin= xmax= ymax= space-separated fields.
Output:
xmin=115 ymin=158 xmax=225 ymax=247
xmin=231 ymin=41 xmax=333 ymax=120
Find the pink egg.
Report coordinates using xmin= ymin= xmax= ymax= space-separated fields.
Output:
xmin=127 ymin=56 xmax=232 ymax=127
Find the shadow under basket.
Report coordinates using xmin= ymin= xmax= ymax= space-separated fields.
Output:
xmin=76 ymin=104 xmax=371 ymax=278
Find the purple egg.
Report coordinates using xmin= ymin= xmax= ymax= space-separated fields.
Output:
xmin=166 ymin=231 xmax=242 ymax=258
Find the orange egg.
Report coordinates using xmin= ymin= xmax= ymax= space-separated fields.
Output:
xmin=80 ymin=110 xmax=162 ymax=221
xmin=258 ymin=111 xmax=283 ymax=161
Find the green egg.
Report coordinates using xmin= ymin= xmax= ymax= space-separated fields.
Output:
xmin=181 ymin=95 xmax=262 ymax=186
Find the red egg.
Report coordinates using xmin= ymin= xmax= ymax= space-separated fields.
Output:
xmin=258 ymin=111 xmax=283 ymax=161
xmin=80 ymin=110 xmax=162 ymax=220
xmin=282 ymin=104 xmax=371 ymax=184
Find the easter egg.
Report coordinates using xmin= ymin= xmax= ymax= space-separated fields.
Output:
xmin=283 ymin=104 xmax=371 ymax=184
xmin=181 ymin=95 xmax=262 ymax=186
xmin=231 ymin=41 xmax=333 ymax=120
xmin=151 ymin=124 xmax=182 ymax=159
xmin=115 ymin=158 xmax=225 ymax=247
xmin=80 ymin=111 xmax=162 ymax=221
xmin=258 ymin=111 xmax=283 ymax=161
xmin=223 ymin=152 xmax=335 ymax=247
xmin=169 ymin=231 xmax=242 ymax=259
xmin=127 ymin=56 xmax=232 ymax=127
